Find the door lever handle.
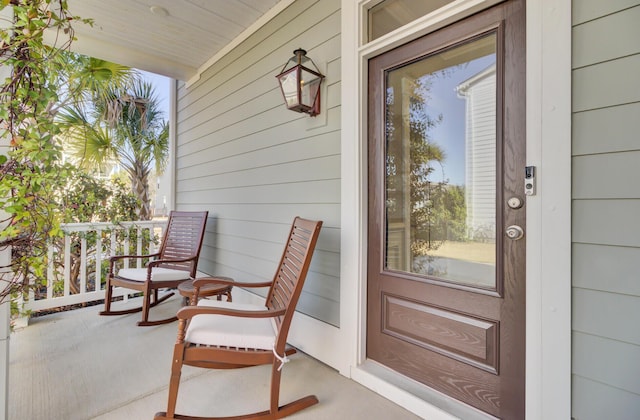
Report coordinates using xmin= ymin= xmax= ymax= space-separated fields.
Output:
xmin=505 ymin=225 xmax=524 ymax=240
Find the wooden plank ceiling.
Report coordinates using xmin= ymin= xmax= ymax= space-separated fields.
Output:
xmin=61 ymin=0 xmax=282 ymax=82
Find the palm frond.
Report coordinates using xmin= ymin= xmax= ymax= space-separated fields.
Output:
xmin=58 ymin=106 xmax=117 ymax=170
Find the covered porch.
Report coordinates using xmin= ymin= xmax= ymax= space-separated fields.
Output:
xmin=9 ymin=295 xmax=418 ymax=419
xmin=2 ymin=0 xmax=585 ymax=418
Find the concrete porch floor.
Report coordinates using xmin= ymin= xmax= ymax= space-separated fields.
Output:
xmin=9 ymin=295 xmax=420 ymax=420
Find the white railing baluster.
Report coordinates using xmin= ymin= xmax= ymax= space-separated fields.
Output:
xmin=95 ymin=228 xmax=102 ymax=292
xmin=27 ymin=273 xmax=34 ymax=303
xmin=123 ymin=229 xmax=130 ymax=269
xmin=47 ymin=246 xmax=54 ymax=300
xmin=80 ymin=235 xmax=87 ymax=294
xmin=110 ymin=228 xmax=116 ymax=258
xmin=63 ymin=235 xmax=71 ymax=297
xmin=136 ymin=226 xmax=143 ymax=269
xmin=21 ymin=219 xmax=167 ymax=315
xmin=110 ymin=226 xmax=116 ymax=301
xmin=149 ymin=227 xmax=156 ymax=255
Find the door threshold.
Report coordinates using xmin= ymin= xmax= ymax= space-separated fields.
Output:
xmin=352 ymin=360 xmax=498 ymax=420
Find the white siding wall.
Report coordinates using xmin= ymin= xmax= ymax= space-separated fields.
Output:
xmin=571 ymin=1 xmax=640 ymax=418
xmin=460 ymin=69 xmax=496 ymax=240
xmin=174 ymin=0 xmax=341 ymax=326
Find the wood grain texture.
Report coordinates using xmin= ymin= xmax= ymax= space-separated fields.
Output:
xmin=367 ymin=1 xmax=525 ymax=417
xmin=383 ymin=294 xmax=499 ymax=371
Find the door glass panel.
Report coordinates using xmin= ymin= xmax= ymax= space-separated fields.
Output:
xmin=384 ymin=33 xmax=497 ymax=288
xmin=368 ymin=0 xmax=455 ymax=41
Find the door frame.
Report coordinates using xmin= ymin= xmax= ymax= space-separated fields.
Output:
xmin=339 ymin=0 xmax=571 ymax=418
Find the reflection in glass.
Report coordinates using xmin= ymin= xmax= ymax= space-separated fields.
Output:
xmin=368 ymin=0 xmax=455 ymax=41
xmin=384 ymin=34 xmax=497 ymax=288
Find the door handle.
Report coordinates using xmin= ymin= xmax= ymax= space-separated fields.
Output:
xmin=505 ymin=225 xmax=524 ymax=240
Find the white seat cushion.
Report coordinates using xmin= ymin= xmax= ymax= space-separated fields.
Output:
xmin=116 ymin=267 xmax=191 ymax=282
xmin=185 ymin=300 xmax=277 ymax=349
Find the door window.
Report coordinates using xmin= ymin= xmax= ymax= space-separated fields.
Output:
xmin=384 ymin=33 xmax=497 ymax=289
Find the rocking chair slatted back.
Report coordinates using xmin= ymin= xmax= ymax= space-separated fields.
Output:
xmin=266 ymin=218 xmax=322 ymax=334
xmin=157 ymin=211 xmax=209 ymax=277
xmin=101 ymin=210 xmax=209 ymax=326
xmin=155 ymin=216 xmax=323 ymax=420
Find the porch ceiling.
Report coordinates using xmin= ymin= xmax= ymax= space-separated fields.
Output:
xmin=62 ymin=0 xmax=284 ymax=82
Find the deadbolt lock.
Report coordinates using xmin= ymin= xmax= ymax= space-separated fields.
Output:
xmin=505 ymin=225 xmax=524 ymax=240
xmin=507 ymin=197 xmax=523 ymax=209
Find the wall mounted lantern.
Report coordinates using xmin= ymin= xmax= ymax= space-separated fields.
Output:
xmin=276 ymin=49 xmax=324 ymax=117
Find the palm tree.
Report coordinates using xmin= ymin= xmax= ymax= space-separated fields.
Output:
xmin=47 ymin=54 xmax=137 ymax=119
xmin=58 ymin=79 xmax=169 ymax=220
xmin=110 ymin=80 xmax=169 ymax=220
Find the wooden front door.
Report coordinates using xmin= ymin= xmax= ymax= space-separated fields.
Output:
xmin=367 ymin=1 xmax=525 ymax=418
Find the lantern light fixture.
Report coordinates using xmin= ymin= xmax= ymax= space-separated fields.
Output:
xmin=276 ymin=48 xmax=324 ymax=117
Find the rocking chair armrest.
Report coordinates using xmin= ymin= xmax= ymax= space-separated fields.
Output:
xmin=108 ymin=253 xmax=161 ymax=275
xmin=110 ymin=253 xmax=160 ymax=262
xmin=193 ymin=278 xmax=272 ymax=288
xmin=177 ymin=305 xmax=286 ymax=321
xmin=146 ymin=256 xmax=197 ymax=267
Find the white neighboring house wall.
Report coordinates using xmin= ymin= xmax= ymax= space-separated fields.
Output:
xmin=456 ymin=64 xmax=497 ymax=241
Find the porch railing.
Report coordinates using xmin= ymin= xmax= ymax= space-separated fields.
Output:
xmin=20 ymin=220 xmax=167 ymax=314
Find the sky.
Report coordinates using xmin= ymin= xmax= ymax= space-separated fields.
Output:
xmin=138 ymin=70 xmax=172 ymax=211
xmin=139 ymin=70 xmax=171 ymax=120
xmin=425 ymin=54 xmax=495 ymax=186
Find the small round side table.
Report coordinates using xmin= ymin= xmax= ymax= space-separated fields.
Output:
xmin=178 ymin=276 xmax=234 ymax=306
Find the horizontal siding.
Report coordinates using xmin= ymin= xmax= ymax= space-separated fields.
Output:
xmin=175 ymin=0 xmax=341 ymax=327
xmin=572 ymin=376 xmax=640 ymax=420
xmin=571 ymin=1 xmax=640 ymax=417
xmin=179 ymin=153 xmax=340 ymax=193
xmin=572 ymin=5 xmax=640 ymax=68
xmin=176 ymin=104 xmax=341 ymax=169
xmin=177 ymin=126 xmax=340 ymax=180
xmin=573 ymin=151 xmax=640 ymax=198
xmin=573 ymin=200 xmax=640 ymax=247
xmin=177 ymin=179 xmax=340 ymax=205
xmin=572 ymin=0 xmax=639 ymax=25
xmin=573 ymin=288 xmax=640 ymax=345
xmin=572 ymin=54 xmax=640 ymax=112
xmin=572 ymin=243 xmax=640 ymax=296
xmin=572 ymin=332 xmax=640 ymax=395
xmin=573 ymin=102 xmax=640 ymax=155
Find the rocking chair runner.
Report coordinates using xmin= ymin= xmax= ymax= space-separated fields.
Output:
xmin=155 ymin=217 xmax=322 ymax=420
xmin=100 ymin=210 xmax=208 ymax=326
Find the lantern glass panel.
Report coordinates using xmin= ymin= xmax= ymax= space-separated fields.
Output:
xmin=300 ymin=68 xmax=321 ymax=108
xmin=277 ymin=68 xmax=300 ymax=108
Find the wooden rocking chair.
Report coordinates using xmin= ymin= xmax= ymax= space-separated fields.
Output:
xmin=155 ymin=217 xmax=322 ymax=420
xmin=100 ymin=210 xmax=208 ymax=326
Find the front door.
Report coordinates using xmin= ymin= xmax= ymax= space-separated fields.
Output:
xmin=367 ymin=1 xmax=525 ymax=418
